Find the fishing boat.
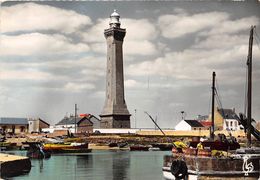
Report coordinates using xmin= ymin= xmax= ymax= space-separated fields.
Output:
xmin=130 ymin=144 xmax=150 ymax=151
xmin=162 ymin=26 xmax=260 ymax=180
xmin=43 ymin=142 xmax=91 ymax=153
xmin=118 ymin=142 xmax=128 ymax=148
xmin=25 ymin=142 xmax=51 ymax=159
xmin=108 ymin=142 xmax=118 ymax=147
xmin=0 ymin=142 xmax=19 ymax=151
xmin=152 ymin=143 xmax=173 ymax=151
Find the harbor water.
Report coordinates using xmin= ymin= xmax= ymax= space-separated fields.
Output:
xmin=8 ymin=150 xmax=170 ymax=180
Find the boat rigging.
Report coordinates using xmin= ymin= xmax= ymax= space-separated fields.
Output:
xmin=237 ymin=25 xmax=260 ymax=143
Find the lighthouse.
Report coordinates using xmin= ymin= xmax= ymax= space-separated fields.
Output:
xmin=100 ymin=10 xmax=131 ymax=128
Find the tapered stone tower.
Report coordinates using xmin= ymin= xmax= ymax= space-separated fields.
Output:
xmin=100 ymin=10 xmax=131 ymax=128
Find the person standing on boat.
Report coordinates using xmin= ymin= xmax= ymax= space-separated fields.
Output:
xmin=197 ymin=142 xmax=204 ymax=150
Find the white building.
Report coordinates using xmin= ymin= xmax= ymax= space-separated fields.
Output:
xmin=28 ymin=118 xmax=50 ymax=133
xmin=175 ymin=120 xmax=205 ymax=131
xmin=219 ymin=108 xmax=241 ymax=131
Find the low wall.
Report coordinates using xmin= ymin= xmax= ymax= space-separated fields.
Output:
xmin=136 ymin=130 xmax=246 ymax=138
xmin=0 ymin=153 xmax=31 ymax=178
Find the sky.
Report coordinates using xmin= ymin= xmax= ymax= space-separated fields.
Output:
xmin=0 ymin=1 xmax=260 ymax=128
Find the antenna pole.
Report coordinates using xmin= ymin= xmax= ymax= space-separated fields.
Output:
xmin=74 ymin=104 xmax=78 ymax=134
xmin=134 ymin=109 xmax=137 ymax=128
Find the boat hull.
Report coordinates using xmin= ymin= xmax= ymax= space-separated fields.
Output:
xmin=163 ymin=154 xmax=260 ymax=179
xmin=152 ymin=143 xmax=173 ymax=151
xmin=130 ymin=146 xmax=149 ymax=151
xmin=43 ymin=143 xmax=91 ymax=154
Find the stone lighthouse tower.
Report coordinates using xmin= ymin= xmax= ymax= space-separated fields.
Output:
xmin=100 ymin=10 xmax=131 ymax=128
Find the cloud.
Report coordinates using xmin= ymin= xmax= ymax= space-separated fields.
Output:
xmin=205 ymin=16 xmax=259 ymax=36
xmin=89 ymin=43 xmax=106 ymax=54
xmin=193 ymin=34 xmax=248 ymax=49
xmin=0 ymin=33 xmax=89 ymax=56
xmin=1 ymin=2 xmax=92 ymax=33
xmin=0 ymin=69 xmax=52 ymax=81
xmin=125 ymin=79 xmax=142 ymax=88
xmin=158 ymin=11 xmax=229 ymax=38
xmin=124 ymin=19 xmax=157 ymax=41
xmin=124 ymin=40 xmax=157 ymax=56
xmin=82 ymin=18 xmax=157 ymax=42
xmin=0 ymin=55 xmax=106 ymax=95
xmin=82 ymin=18 xmax=158 ymax=56
xmin=81 ymin=19 xmax=107 ymax=43
xmin=126 ymin=43 xmax=260 ymax=85
xmin=64 ymin=82 xmax=95 ymax=93
xmin=158 ymin=11 xmax=259 ymax=39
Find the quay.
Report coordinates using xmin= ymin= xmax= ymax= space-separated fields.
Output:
xmin=0 ymin=153 xmax=31 ymax=178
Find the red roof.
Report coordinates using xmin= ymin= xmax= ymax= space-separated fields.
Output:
xmin=79 ymin=113 xmax=90 ymax=117
xmin=200 ymin=121 xmax=212 ymax=127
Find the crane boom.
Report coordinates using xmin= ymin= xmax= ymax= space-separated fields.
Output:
xmin=144 ymin=112 xmax=166 ymax=136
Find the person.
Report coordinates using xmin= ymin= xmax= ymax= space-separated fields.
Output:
xmin=197 ymin=142 xmax=204 ymax=150
xmin=200 ymin=136 xmax=207 ymax=142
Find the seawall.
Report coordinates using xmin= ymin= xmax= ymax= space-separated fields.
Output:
xmin=0 ymin=153 xmax=31 ymax=178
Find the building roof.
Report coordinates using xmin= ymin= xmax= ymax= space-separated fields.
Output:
xmin=39 ymin=118 xmax=50 ymax=126
xmin=28 ymin=118 xmax=50 ymax=126
xmin=56 ymin=116 xmax=84 ymax=125
xmin=200 ymin=120 xmax=212 ymax=127
xmin=111 ymin=9 xmax=120 ymax=17
xmin=89 ymin=115 xmax=101 ymax=128
xmin=89 ymin=115 xmax=101 ymax=122
xmin=218 ymin=108 xmax=239 ymax=120
xmin=184 ymin=120 xmax=204 ymax=127
xmin=56 ymin=114 xmax=100 ymax=127
xmin=0 ymin=117 xmax=28 ymax=125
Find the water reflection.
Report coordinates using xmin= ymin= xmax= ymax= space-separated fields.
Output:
xmin=112 ymin=151 xmax=130 ymax=180
xmin=75 ymin=150 xmax=130 ymax=180
xmin=39 ymin=160 xmax=43 ymax=173
xmin=76 ymin=154 xmax=93 ymax=169
xmin=11 ymin=150 xmax=167 ymax=180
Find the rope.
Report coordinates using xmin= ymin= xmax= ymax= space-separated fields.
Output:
xmin=215 ymin=78 xmax=224 ymax=111
xmin=254 ymin=31 xmax=260 ymax=50
xmin=208 ymin=83 xmax=212 ymax=115
xmin=215 ymin=78 xmax=232 ymax=133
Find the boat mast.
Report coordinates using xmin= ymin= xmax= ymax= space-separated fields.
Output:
xmin=246 ymin=26 xmax=255 ymax=148
xmin=210 ymin=71 xmax=216 ymax=140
